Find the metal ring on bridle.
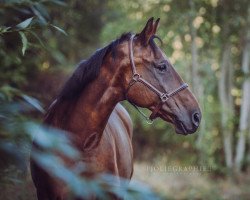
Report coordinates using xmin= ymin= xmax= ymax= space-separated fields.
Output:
xmin=160 ymin=94 xmax=169 ymax=102
xmin=132 ymin=73 xmax=141 ymax=81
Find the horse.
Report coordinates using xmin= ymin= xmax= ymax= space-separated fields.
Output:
xmin=30 ymin=17 xmax=201 ymax=200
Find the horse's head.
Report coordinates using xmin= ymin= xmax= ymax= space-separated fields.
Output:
xmin=121 ymin=17 xmax=201 ymax=135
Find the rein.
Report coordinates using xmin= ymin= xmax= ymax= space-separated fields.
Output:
xmin=125 ymin=35 xmax=188 ymax=124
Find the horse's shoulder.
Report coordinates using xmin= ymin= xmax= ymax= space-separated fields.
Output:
xmin=108 ymin=103 xmax=133 ymax=138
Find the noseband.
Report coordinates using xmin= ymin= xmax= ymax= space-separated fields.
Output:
xmin=125 ymin=35 xmax=188 ymax=123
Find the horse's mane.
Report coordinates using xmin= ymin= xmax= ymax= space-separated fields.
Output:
xmin=44 ymin=32 xmax=132 ymax=126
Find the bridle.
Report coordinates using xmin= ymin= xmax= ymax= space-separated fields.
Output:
xmin=125 ymin=35 xmax=188 ymax=124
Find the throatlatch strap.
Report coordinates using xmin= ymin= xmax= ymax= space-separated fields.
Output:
xmin=149 ymin=101 xmax=163 ymax=120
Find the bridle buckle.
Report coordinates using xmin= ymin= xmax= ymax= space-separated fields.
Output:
xmin=160 ymin=94 xmax=169 ymax=102
xmin=132 ymin=73 xmax=141 ymax=81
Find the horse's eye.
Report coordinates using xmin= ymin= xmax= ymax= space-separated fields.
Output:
xmin=157 ymin=63 xmax=167 ymax=72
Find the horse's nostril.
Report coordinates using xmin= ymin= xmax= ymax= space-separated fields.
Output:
xmin=192 ymin=112 xmax=200 ymax=127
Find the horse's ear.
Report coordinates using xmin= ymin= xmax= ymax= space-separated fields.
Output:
xmin=152 ymin=18 xmax=160 ymax=35
xmin=138 ymin=17 xmax=155 ymax=46
xmin=138 ymin=17 xmax=160 ymax=46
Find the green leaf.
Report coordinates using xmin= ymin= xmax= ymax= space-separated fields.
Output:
xmin=28 ymin=30 xmax=47 ymax=49
xmin=50 ymin=24 xmax=67 ymax=36
xmin=19 ymin=32 xmax=28 ymax=55
xmin=34 ymin=3 xmax=50 ymax=19
xmin=50 ymin=0 xmax=67 ymax=6
xmin=25 ymin=122 xmax=80 ymax=159
xmin=0 ymin=85 xmax=20 ymax=101
xmin=0 ymin=26 xmax=11 ymax=35
xmin=16 ymin=17 xmax=33 ymax=30
xmin=31 ymin=6 xmax=47 ymax=25
xmin=21 ymin=94 xmax=45 ymax=113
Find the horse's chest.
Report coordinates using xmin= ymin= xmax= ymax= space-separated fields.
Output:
xmin=83 ymin=123 xmax=133 ymax=179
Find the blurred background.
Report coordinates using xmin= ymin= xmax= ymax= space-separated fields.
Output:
xmin=1 ymin=0 xmax=250 ymax=199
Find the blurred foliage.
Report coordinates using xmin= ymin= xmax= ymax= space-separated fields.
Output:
xmin=0 ymin=0 xmax=107 ymax=103
xmin=0 ymin=86 xmax=158 ymax=199
xmin=1 ymin=0 xmax=250 ymax=199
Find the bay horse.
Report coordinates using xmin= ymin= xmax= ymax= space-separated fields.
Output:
xmin=31 ymin=17 xmax=201 ymax=199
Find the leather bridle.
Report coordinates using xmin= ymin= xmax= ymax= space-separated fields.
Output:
xmin=125 ymin=35 xmax=188 ymax=123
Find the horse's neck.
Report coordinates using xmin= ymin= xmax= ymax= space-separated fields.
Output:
xmin=66 ymin=63 xmax=123 ymax=146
